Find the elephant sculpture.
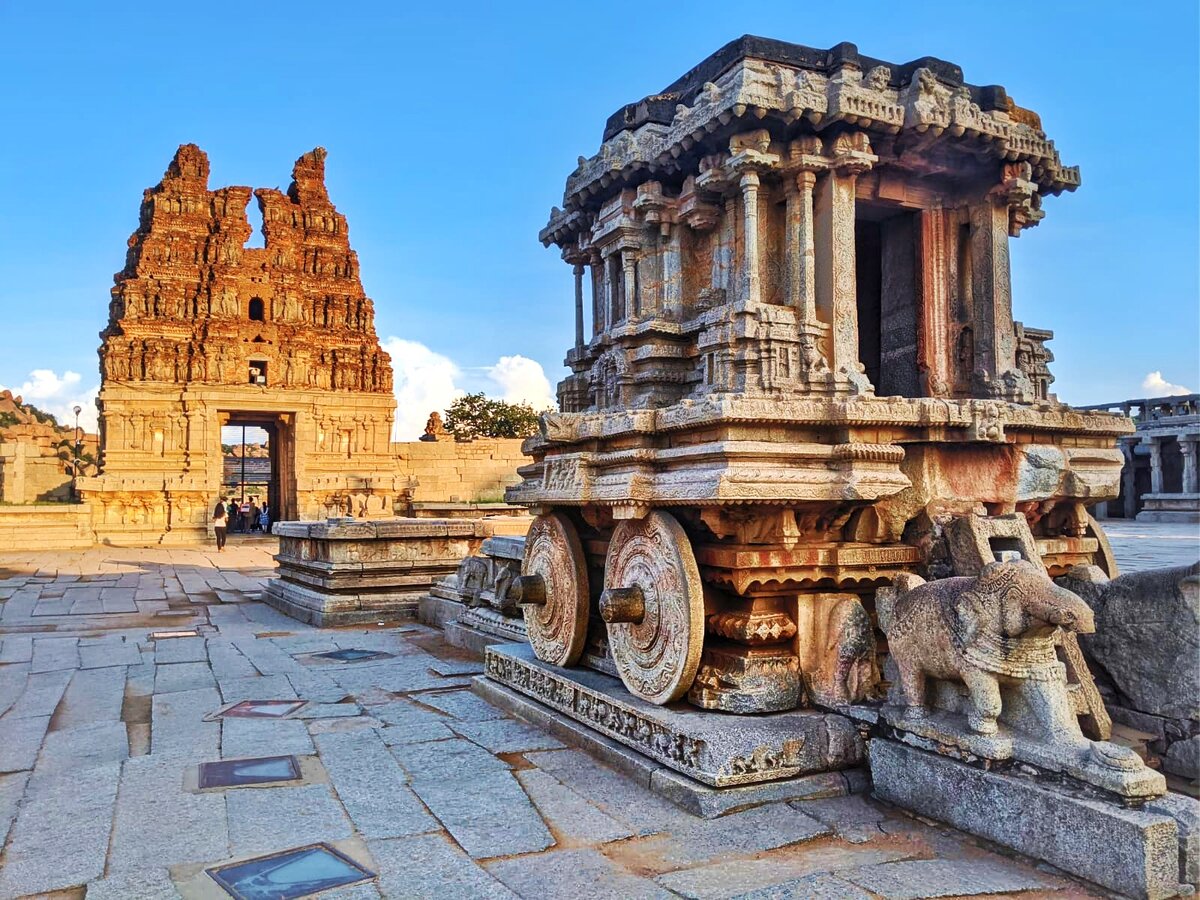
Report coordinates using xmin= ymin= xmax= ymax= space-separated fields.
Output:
xmin=877 ymin=560 xmax=1094 ymax=736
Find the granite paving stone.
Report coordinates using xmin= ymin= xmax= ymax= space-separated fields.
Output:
xmin=150 ymin=686 xmax=222 ymax=760
xmin=528 ymin=748 xmax=693 ymax=835
xmin=414 ymin=687 xmax=508 ymax=721
xmin=206 ymin=640 xmax=260 ymax=678
xmin=652 ymin=845 xmax=916 ymax=899
xmin=621 ymin=802 xmax=832 ymax=872
xmin=451 ymin=717 xmax=567 ymax=753
xmin=368 ymin=833 xmax=519 ymax=900
xmin=284 ymin=668 xmax=350 ymax=702
xmin=0 ymin=714 xmax=50 ymax=772
xmin=487 ymin=847 xmax=675 ymax=900
xmin=0 ymin=770 xmax=29 ymax=846
xmin=840 ymin=858 xmax=1054 ymax=899
xmin=220 ymin=716 xmax=315 ymax=758
xmin=217 ymin=672 xmax=299 ymax=702
xmin=515 ymin=768 xmax=637 ymax=846
xmin=226 ymin=783 xmax=353 ymax=856
xmin=37 ymin=720 xmax=129 ymax=773
xmin=29 ymin=636 xmax=79 ymax=673
xmin=79 ymin=636 xmax=143 ymax=669
xmin=314 ymin=729 xmax=438 ymax=839
xmin=55 ymin=665 xmax=126 ymax=728
xmin=391 ymin=737 xmax=554 ymax=858
xmin=727 ymin=873 xmax=874 ymax=900
xmin=153 ymin=635 xmax=208 ymax=663
xmin=0 ymin=634 xmax=33 ymax=663
xmin=84 ymin=867 xmax=183 ymax=899
xmin=109 ymin=755 xmax=229 ymax=871
xmin=0 ymin=761 xmax=120 ymax=896
xmin=297 ymin=701 xmax=364 ymax=718
xmin=154 ymin=660 xmax=217 ymax=694
xmin=0 ymin=661 xmax=29 ymax=717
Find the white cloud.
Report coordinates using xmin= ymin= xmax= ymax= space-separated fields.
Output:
xmin=382 ymin=339 xmax=558 ymax=441
xmin=0 ymin=369 xmax=99 ymax=432
xmin=486 ymin=355 xmax=557 ymax=411
xmin=383 ymin=337 xmax=465 ymax=440
xmin=1141 ymin=371 xmax=1193 ymax=397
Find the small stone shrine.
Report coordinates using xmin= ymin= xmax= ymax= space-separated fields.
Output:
xmin=79 ymin=145 xmax=410 ymax=544
xmin=482 ymin=35 xmax=1196 ymax=898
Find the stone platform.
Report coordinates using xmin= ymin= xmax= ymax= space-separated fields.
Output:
xmin=265 ymin=517 xmax=492 ymax=626
xmin=484 ymin=643 xmax=864 ymax=789
xmin=871 ymin=738 xmax=1192 ymax=900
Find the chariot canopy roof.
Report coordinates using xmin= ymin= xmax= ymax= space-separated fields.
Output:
xmin=542 ymin=34 xmax=1079 ymax=246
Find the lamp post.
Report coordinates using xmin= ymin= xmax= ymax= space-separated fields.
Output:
xmin=72 ymin=405 xmax=82 ymax=503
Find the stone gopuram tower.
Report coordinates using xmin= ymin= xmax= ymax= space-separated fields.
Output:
xmin=81 ymin=145 xmax=410 ymax=545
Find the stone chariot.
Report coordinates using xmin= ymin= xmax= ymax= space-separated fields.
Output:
xmin=507 ymin=35 xmax=1131 ymax=718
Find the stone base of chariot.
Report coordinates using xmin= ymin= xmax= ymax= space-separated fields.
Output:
xmin=265 ymin=517 xmax=493 ymax=626
xmin=418 ymin=535 xmax=529 ymax=654
xmin=483 ymin=642 xmax=865 ymax=798
xmin=871 ymin=738 xmax=1197 ymax=900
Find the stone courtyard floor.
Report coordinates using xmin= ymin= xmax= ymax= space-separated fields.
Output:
xmin=0 ymin=525 xmax=1195 ymax=900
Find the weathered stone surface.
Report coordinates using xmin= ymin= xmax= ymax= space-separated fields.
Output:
xmin=84 ymin=868 xmax=182 ymax=900
xmin=314 ymin=729 xmax=438 ymax=839
xmin=56 ymin=665 xmax=126 ymax=728
xmin=37 ymin=720 xmax=129 ymax=774
xmin=226 ymin=784 xmax=353 ymax=856
xmin=487 ymin=643 xmax=864 ymax=787
xmin=372 ymin=698 xmax=455 ymax=744
xmin=416 ymin=686 xmax=507 ymax=721
xmin=150 ymin=686 xmax=221 ymax=760
xmin=1075 ymin=562 xmax=1200 ymax=721
xmin=1146 ymin=790 xmax=1200 ymax=888
xmin=0 ymin=714 xmax=49 ymax=772
xmin=653 ymin=846 xmax=910 ymax=899
xmin=368 ymin=833 xmax=518 ymax=900
xmin=515 ymin=768 xmax=637 ymax=845
xmin=0 ymin=762 xmax=120 ymax=895
xmin=154 ymin=660 xmax=216 ymax=694
xmin=390 ymin=737 xmax=554 ymax=858
xmin=4 ymin=668 xmax=70 ymax=718
xmin=487 ymin=848 xmax=674 ymax=899
xmin=449 ymin=717 xmax=566 ymax=753
xmin=841 ymin=857 xmax=1052 ymax=898
xmin=220 ymin=716 xmax=314 ymax=758
xmin=109 ymin=755 xmax=229 ymax=871
xmin=0 ymin=770 xmax=28 ymax=847
xmin=871 ymin=738 xmax=1180 ymax=899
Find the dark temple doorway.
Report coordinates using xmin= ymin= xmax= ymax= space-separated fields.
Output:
xmin=855 ymin=203 xmax=920 ymax=397
xmin=220 ymin=411 xmax=296 ymax=531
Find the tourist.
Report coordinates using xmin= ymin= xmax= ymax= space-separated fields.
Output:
xmin=259 ymin=502 xmax=270 ymax=532
xmin=212 ymin=495 xmax=228 ymax=551
xmin=227 ymin=498 xmax=240 ymax=533
xmin=239 ymin=500 xmax=252 ymax=533
xmin=249 ymin=501 xmax=261 ymax=532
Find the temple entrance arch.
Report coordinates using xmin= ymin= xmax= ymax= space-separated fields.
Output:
xmin=219 ymin=410 xmax=297 ymax=524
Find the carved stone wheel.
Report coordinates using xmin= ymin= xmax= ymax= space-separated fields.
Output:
xmin=603 ymin=510 xmax=705 ymax=705
xmin=521 ymin=512 xmax=589 ymax=667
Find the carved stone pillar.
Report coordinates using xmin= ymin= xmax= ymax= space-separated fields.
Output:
xmin=738 ymin=170 xmax=762 ymax=305
xmin=918 ymin=207 xmax=952 ymax=396
xmin=660 ymin=224 xmax=681 ymax=319
xmin=589 ymin=252 xmax=603 ymax=337
xmin=785 ymin=169 xmax=819 ymax=323
xmin=621 ymin=251 xmax=638 ymax=321
xmin=1145 ymin=436 xmax=1164 ymax=494
xmin=1180 ymin=436 xmax=1198 ymax=493
xmin=572 ymin=263 xmax=586 ymax=351
xmin=968 ymin=198 xmax=1019 ymax=394
xmin=1120 ymin=437 xmax=1138 ymax=519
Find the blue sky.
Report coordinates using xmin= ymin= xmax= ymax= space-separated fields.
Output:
xmin=1 ymin=1 xmax=1196 ymax=434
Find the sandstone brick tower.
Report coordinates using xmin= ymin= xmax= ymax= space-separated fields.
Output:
xmin=81 ymin=145 xmax=409 ymax=545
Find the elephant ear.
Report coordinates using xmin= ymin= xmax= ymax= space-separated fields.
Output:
xmin=952 ymin=592 xmax=984 ymax=647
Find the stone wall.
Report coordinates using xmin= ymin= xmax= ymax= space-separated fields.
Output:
xmin=395 ymin=439 xmax=527 ymax=504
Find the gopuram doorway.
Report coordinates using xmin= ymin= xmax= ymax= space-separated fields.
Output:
xmin=219 ymin=411 xmax=297 ymax=528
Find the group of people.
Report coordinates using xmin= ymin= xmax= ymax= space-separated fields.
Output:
xmin=211 ymin=495 xmax=270 ymax=551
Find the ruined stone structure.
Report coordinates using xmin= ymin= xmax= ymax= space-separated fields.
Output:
xmin=79 ymin=145 xmax=410 ymax=544
xmin=1080 ymin=394 xmax=1200 ymax=523
xmin=511 ymin=35 xmax=1131 ymax=717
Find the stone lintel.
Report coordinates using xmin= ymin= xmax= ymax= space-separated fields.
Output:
xmin=870 ymin=738 xmax=1183 ymax=900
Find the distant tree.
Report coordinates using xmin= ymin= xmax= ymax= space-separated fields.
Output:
xmin=0 ymin=411 xmax=18 ymax=428
xmin=444 ymin=393 xmax=543 ymax=440
xmin=221 ymin=444 xmax=234 ymax=454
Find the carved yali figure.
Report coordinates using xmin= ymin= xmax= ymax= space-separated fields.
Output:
xmin=878 ymin=560 xmax=1165 ymax=798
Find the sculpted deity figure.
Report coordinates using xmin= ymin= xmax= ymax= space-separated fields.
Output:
xmin=420 ymin=411 xmax=449 ymax=442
